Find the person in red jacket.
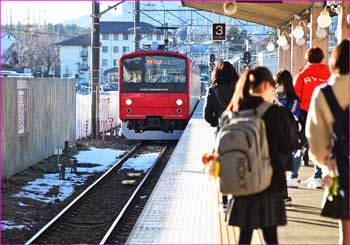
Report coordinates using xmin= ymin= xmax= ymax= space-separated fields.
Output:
xmin=294 ymin=47 xmax=331 ymax=188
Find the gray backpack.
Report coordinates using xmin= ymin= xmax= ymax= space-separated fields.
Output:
xmin=215 ymin=102 xmax=273 ymax=196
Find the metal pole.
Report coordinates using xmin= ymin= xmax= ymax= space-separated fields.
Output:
xmin=91 ymin=0 xmax=100 ymax=139
xmin=134 ymin=0 xmax=140 ymax=52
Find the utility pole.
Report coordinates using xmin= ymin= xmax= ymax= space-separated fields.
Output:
xmin=91 ymin=0 xmax=125 ymax=139
xmin=134 ymin=0 xmax=140 ymax=51
xmin=91 ymin=0 xmax=100 ymax=139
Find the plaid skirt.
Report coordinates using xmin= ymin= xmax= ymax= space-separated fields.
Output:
xmin=226 ymin=193 xmax=286 ymax=230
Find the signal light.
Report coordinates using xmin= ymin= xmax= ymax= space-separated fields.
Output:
xmin=243 ymin=51 xmax=251 ymax=64
xmin=210 ymin=54 xmax=215 ymax=63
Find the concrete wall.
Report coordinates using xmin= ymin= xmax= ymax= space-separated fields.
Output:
xmin=1 ymin=77 xmax=76 ymax=177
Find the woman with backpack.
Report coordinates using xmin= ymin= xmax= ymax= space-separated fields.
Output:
xmin=276 ymin=70 xmax=302 ymax=189
xmin=227 ymin=67 xmax=298 ymax=244
xmin=306 ymin=39 xmax=349 ymax=244
xmin=204 ymin=61 xmax=239 ymax=127
xmin=203 ymin=61 xmax=239 ymax=212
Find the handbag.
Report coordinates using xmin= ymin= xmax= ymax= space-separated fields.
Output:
xmin=321 ymin=178 xmax=349 ymax=219
xmin=321 ymin=191 xmax=349 ymax=219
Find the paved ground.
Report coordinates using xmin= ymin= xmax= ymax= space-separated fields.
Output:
xmin=279 ymin=164 xmax=338 ymax=244
xmin=127 ymin=100 xmax=339 ymax=244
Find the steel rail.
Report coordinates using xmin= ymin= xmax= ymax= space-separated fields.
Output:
xmin=25 ymin=143 xmax=142 ymax=245
xmin=99 ymin=146 xmax=168 ymax=244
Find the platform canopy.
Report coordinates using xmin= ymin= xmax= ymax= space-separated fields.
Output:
xmin=181 ymin=1 xmax=314 ymax=28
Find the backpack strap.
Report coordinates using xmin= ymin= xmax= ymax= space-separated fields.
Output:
xmin=212 ymin=86 xmax=226 ymax=110
xmin=321 ymin=85 xmax=342 ymax=120
xmin=255 ymin=102 xmax=272 ymax=117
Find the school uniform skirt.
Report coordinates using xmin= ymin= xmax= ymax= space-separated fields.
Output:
xmin=226 ymin=193 xmax=286 ymax=230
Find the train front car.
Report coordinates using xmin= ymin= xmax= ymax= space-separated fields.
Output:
xmin=119 ymin=51 xmax=200 ymax=140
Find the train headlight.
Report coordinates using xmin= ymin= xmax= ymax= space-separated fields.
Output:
xmin=125 ymin=99 xmax=133 ymax=105
xmin=176 ymin=99 xmax=183 ymax=106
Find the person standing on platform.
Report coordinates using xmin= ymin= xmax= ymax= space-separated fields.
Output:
xmin=204 ymin=61 xmax=239 ymax=128
xmin=294 ymin=47 xmax=331 ymax=189
xmin=227 ymin=67 xmax=298 ymax=244
xmin=203 ymin=61 xmax=239 ymax=213
xmin=306 ymin=39 xmax=349 ymax=244
xmin=276 ymin=70 xmax=302 ymax=189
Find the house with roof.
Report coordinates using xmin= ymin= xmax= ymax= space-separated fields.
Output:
xmin=56 ymin=21 xmax=164 ymax=84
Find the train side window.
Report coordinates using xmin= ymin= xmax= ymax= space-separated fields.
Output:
xmin=123 ymin=57 xmax=143 ymax=83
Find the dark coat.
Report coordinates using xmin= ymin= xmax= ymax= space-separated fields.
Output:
xmin=226 ymin=96 xmax=299 ymax=229
xmin=239 ymin=96 xmax=298 ymax=196
xmin=203 ymin=82 xmax=234 ymax=127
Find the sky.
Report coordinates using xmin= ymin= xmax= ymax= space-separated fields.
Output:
xmin=1 ymin=1 xmax=123 ymax=25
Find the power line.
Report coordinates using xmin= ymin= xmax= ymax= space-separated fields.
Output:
xmin=2 ymin=26 xmax=84 ymax=39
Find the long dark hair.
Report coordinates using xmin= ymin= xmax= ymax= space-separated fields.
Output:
xmin=276 ymin=69 xmax=299 ymax=102
xmin=231 ymin=67 xmax=274 ymax=112
xmin=243 ymin=67 xmax=275 ymax=97
xmin=329 ymin=39 xmax=349 ymax=75
xmin=212 ymin=61 xmax=239 ymax=85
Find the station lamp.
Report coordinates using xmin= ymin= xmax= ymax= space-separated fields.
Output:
xmin=281 ymin=44 xmax=290 ymax=51
xmin=266 ymin=41 xmax=275 ymax=52
xmin=277 ymin=32 xmax=288 ymax=47
xmin=316 ymin=27 xmax=328 ymax=39
xmin=317 ymin=8 xmax=332 ymax=28
xmin=296 ymin=37 xmax=306 ymax=46
xmin=223 ymin=1 xmax=238 ymax=16
xmin=292 ymin=21 xmax=307 ymax=39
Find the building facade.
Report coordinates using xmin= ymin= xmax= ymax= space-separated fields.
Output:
xmin=57 ymin=21 xmax=164 ymax=83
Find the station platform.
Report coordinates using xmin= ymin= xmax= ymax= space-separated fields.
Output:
xmin=126 ymin=99 xmax=339 ymax=244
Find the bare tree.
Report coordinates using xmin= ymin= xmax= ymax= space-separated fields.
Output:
xmin=13 ymin=28 xmax=61 ymax=75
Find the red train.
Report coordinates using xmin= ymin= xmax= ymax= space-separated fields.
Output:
xmin=119 ymin=51 xmax=201 ymax=140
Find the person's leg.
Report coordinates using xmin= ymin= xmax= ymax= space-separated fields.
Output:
xmin=219 ymin=193 xmax=228 ymax=213
xmin=300 ymin=110 xmax=309 ymax=166
xmin=306 ymin=164 xmax=322 ymax=188
xmin=222 ymin=194 xmax=228 ymax=204
xmin=339 ymin=219 xmax=350 ymax=244
xmin=262 ymin=226 xmax=278 ymax=244
xmin=238 ymin=229 xmax=253 ymax=244
xmin=314 ymin=165 xmax=322 ymax=179
xmin=291 ymin=151 xmax=301 ymax=179
xmin=303 ymin=144 xmax=309 ymax=166
xmin=288 ymin=151 xmax=301 ymax=188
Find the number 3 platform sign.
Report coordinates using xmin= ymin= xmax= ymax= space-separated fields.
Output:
xmin=212 ymin=23 xmax=226 ymax=41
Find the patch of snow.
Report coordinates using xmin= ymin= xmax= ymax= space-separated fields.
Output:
xmin=121 ymin=153 xmax=160 ymax=171
xmin=14 ymin=173 xmax=87 ymax=204
xmin=17 ymin=202 xmax=28 ymax=207
xmin=1 ymin=220 xmax=29 ymax=230
xmin=74 ymin=147 xmax=123 ymax=164
xmin=13 ymin=148 xmax=125 ymax=204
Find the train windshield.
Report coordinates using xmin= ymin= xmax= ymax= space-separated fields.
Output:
xmin=122 ymin=55 xmax=187 ymax=93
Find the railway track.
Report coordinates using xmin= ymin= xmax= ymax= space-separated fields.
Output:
xmin=25 ymin=142 xmax=172 ymax=244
